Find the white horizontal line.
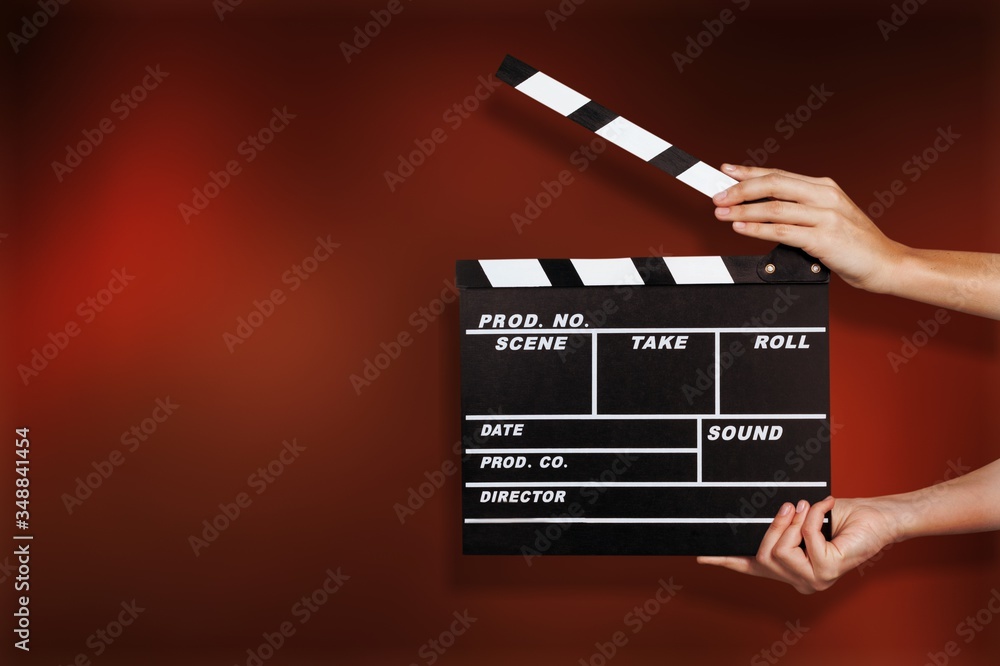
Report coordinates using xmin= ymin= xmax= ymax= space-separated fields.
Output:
xmin=466 ymin=414 xmax=827 ymax=421
xmin=465 ymin=327 xmax=827 ymax=335
xmin=466 ymin=448 xmax=697 ymax=454
xmin=468 ymin=481 xmax=827 ymax=488
xmin=464 ymin=517 xmax=830 ymax=524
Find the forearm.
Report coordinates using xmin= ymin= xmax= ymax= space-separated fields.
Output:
xmin=875 ymin=458 xmax=1000 ymax=543
xmin=876 ymin=245 xmax=1000 ymax=320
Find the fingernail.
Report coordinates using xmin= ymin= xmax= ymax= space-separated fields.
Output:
xmin=778 ymin=503 xmax=792 ymax=517
xmin=732 ymin=221 xmax=746 ymax=230
xmin=796 ymin=500 xmax=808 ymax=513
xmin=713 ymin=190 xmax=728 ymax=203
xmin=715 ymin=207 xmax=731 ymax=216
xmin=722 ymin=163 xmax=737 ymax=173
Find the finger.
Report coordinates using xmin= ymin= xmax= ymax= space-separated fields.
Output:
xmin=696 ymin=556 xmax=755 ymax=574
xmin=829 ymin=497 xmax=851 ymax=534
xmin=755 ymin=502 xmax=796 ymax=563
xmin=715 ymin=199 xmax=825 ymax=227
xmin=714 ymin=176 xmax=838 ymax=211
xmin=727 ymin=221 xmax=813 ymax=249
xmin=770 ymin=500 xmax=814 ymax=579
xmin=720 ymin=163 xmax=833 ymax=186
xmin=775 ymin=500 xmax=809 ymax=551
xmin=802 ymin=496 xmax=835 ymax=558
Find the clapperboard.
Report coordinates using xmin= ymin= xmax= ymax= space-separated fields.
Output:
xmin=458 ymin=56 xmax=831 ymax=556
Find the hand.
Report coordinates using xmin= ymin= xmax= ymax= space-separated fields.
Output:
xmin=712 ymin=164 xmax=906 ymax=294
xmin=697 ymin=496 xmax=897 ymax=594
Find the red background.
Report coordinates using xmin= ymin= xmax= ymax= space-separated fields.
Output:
xmin=3 ymin=1 xmax=999 ymax=664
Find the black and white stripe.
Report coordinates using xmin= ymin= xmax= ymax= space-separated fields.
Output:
xmin=457 ymin=256 xmax=769 ymax=288
xmin=497 ymin=54 xmax=737 ymax=198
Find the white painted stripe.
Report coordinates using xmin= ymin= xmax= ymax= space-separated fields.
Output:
xmin=595 ymin=116 xmax=671 ymax=161
xmin=696 ymin=418 xmax=702 ymax=483
xmin=663 ymin=256 xmax=734 ymax=284
xmin=466 ymin=448 xmax=698 ymax=454
xmin=515 ymin=72 xmax=590 ymax=116
xmin=466 ymin=327 xmax=827 ymax=334
xmin=591 ymin=331 xmax=597 ymax=414
xmin=465 ymin=517 xmax=829 ymax=524
xmin=714 ymin=332 xmax=721 ymax=415
xmin=675 ymin=161 xmax=738 ymax=197
xmin=468 ymin=481 xmax=827 ymax=488
xmin=478 ymin=259 xmax=551 ymax=287
xmin=570 ymin=258 xmax=645 ymax=286
xmin=466 ymin=413 xmax=827 ymax=420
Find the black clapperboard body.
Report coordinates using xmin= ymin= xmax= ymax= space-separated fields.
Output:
xmin=457 ymin=57 xmax=832 ymax=556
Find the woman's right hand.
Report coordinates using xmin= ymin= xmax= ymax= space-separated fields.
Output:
xmin=712 ymin=164 xmax=907 ymax=295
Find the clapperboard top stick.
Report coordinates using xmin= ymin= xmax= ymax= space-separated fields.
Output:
xmin=496 ymin=54 xmax=737 ymax=199
xmin=494 ymin=54 xmax=828 ymax=280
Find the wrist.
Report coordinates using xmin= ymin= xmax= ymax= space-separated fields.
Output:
xmin=865 ymin=241 xmax=913 ymax=296
xmin=870 ymin=491 xmax=924 ymax=544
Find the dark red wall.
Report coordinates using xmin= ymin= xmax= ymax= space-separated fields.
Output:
xmin=4 ymin=1 xmax=999 ymax=664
